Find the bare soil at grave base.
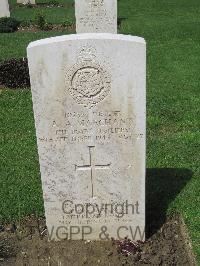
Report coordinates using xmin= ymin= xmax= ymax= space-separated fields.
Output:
xmin=0 ymin=215 xmax=196 ymax=266
xmin=17 ymin=24 xmax=75 ymax=33
xmin=16 ymin=3 xmax=74 ymax=8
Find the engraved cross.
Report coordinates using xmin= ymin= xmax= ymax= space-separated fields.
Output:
xmin=75 ymin=146 xmax=111 ymax=197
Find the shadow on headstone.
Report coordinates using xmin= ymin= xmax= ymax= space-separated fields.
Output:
xmin=146 ymin=168 xmax=193 ymax=238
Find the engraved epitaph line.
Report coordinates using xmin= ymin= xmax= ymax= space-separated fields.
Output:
xmin=75 ymin=146 xmax=111 ymax=197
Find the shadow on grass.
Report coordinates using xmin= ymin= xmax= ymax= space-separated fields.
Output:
xmin=146 ymin=168 xmax=193 ymax=238
xmin=117 ymin=17 xmax=127 ymax=29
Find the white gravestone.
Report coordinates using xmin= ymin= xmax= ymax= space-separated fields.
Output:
xmin=0 ymin=0 xmax=10 ymax=18
xmin=28 ymin=33 xmax=146 ymax=241
xmin=17 ymin=0 xmax=35 ymax=4
xmin=75 ymin=0 xmax=117 ymax=33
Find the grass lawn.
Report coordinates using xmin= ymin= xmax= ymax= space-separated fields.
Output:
xmin=0 ymin=0 xmax=200 ymax=262
xmin=9 ymin=0 xmax=75 ymax=24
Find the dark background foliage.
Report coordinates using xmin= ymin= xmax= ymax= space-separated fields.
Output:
xmin=0 ymin=18 xmax=20 ymax=33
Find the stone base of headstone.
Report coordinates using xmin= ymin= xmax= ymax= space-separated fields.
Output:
xmin=17 ymin=0 xmax=36 ymax=4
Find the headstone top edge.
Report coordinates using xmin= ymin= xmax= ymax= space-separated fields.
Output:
xmin=27 ymin=34 xmax=146 ymax=50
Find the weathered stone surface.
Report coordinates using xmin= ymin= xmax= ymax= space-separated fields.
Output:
xmin=0 ymin=0 xmax=10 ymax=18
xmin=27 ymin=33 xmax=146 ymax=241
xmin=75 ymin=0 xmax=117 ymax=33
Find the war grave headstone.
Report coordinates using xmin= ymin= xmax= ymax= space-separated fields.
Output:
xmin=75 ymin=0 xmax=117 ymax=33
xmin=0 ymin=0 xmax=10 ymax=18
xmin=27 ymin=0 xmax=146 ymax=241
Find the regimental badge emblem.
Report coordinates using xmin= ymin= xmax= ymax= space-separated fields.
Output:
xmin=65 ymin=46 xmax=111 ymax=109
